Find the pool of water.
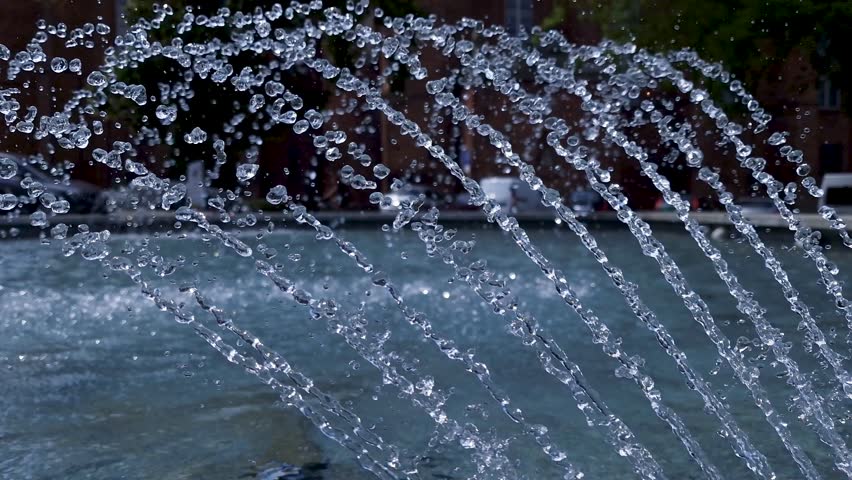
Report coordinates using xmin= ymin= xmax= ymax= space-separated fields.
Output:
xmin=2 ymin=224 xmax=852 ymax=479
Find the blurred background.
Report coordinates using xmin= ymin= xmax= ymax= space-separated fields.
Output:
xmin=4 ymin=2 xmax=852 ymax=479
xmin=1 ymin=0 xmax=850 ymax=216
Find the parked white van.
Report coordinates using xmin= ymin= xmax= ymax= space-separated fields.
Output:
xmin=480 ymin=176 xmax=548 ymax=212
xmin=480 ymin=176 xmax=600 ymax=213
xmin=480 ymin=176 xmax=515 ymax=209
xmin=818 ymin=173 xmax=852 ymax=214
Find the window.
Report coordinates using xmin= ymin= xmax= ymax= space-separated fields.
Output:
xmin=505 ymin=0 xmax=534 ymax=36
xmin=818 ymin=76 xmax=841 ymax=110
xmin=825 ymin=187 xmax=852 ymax=207
xmin=819 ymin=143 xmax=843 ymax=175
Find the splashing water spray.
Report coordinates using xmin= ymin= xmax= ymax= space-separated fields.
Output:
xmin=2 ymin=0 xmax=852 ymax=478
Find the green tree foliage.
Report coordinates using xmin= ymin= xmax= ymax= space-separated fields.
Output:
xmin=594 ymin=0 xmax=852 ymax=113
xmin=541 ymin=0 xmax=569 ymax=32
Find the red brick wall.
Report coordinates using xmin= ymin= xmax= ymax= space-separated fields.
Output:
xmin=0 ymin=0 xmax=117 ymax=186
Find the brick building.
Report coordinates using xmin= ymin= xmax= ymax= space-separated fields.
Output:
xmin=0 ymin=0 xmax=849 ymax=211
xmin=754 ymin=54 xmax=850 ymax=210
xmin=350 ymin=0 xmax=852 ymax=212
xmin=688 ymin=49 xmax=851 ymax=211
xmin=0 ymin=0 xmax=123 ymax=187
xmin=325 ymin=0 xmax=607 ymax=209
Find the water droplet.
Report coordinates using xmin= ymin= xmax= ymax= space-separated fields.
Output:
xmin=237 ymin=163 xmax=259 ymax=182
xmin=0 ymin=193 xmax=18 ymax=210
xmin=86 ymin=71 xmax=107 ymax=87
xmin=373 ymin=164 xmax=390 ymax=179
xmin=184 ymin=127 xmax=208 ymax=144
xmin=161 ymin=183 xmax=187 ymax=210
xmin=0 ymin=156 xmax=18 ymax=179
xmin=266 ymin=185 xmax=287 ymax=205
xmin=293 ymin=120 xmax=309 ymax=134
xmin=50 ymin=57 xmax=68 ymax=73
xmin=156 ymin=105 xmax=178 ymax=124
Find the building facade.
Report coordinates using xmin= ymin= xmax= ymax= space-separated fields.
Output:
xmin=0 ymin=0 xmax=848 ymax=212
xmin=0 ymin=0 xmax=122 ymax=187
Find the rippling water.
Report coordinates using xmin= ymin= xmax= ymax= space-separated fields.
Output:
xmin=2 ymin=225 xmax=851 ymax=479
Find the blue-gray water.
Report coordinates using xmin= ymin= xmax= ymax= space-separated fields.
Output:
xmin=2 ymin=225 xmax=851 ymax=479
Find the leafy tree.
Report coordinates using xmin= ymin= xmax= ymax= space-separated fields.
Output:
xmin=591 ymin=0 xmax=852 ymax=114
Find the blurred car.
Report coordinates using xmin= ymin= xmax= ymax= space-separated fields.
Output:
xmin=737 ymin=197 xmax=776 ymax=214
xmin=450 ymin=191 xmax=478 ymax=210
xmin=654 ymin=193 xmax=700 ymax=211
xmin=379 ymin=184 xmax=436 ymax=211
xmin=480 ymin=176 xmax=515 ymax=209
xmin=0 ymin=153 xmax=106 ymax=213
xmin=480 ymin=176 xmax=552 ymax=213
xmin=512 ymin=179 xmax=551 ymax=212
xmin=819 ymin=173 xmax=852 ymax=214
xmin=569 ymin=188 xmax=602 ymax=215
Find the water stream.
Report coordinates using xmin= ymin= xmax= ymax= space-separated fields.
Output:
xmin=2 ymin=1 xmax=852 ymax=478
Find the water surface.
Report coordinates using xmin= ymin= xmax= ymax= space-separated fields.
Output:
xmin=2 ymin=225 xmax=851 ymax=479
